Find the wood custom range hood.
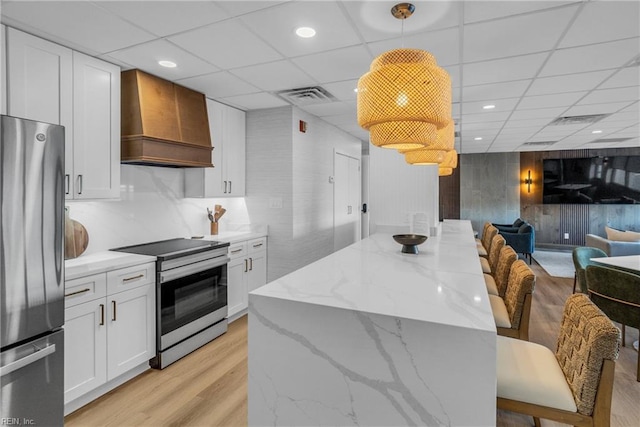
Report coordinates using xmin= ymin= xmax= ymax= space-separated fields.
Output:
xmin=121 ymin=69 xmax=213 ymax=167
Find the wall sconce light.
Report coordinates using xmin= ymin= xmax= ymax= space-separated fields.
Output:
xmin=524 ymin=170 xmax=532 ymax=193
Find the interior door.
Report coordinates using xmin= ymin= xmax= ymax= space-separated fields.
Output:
xmin=334 ymin=152 xmax=361 ymax=252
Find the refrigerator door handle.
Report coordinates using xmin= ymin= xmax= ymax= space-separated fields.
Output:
xmin=0 ymin=344 xmax=56 ymax=377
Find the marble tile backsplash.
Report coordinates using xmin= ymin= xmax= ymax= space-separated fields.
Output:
xmin=66 ymin=165 xmax=252 ymax=255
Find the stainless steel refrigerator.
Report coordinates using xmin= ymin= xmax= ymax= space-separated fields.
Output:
xmin=1 ymin=115 xmax=65 ymax=426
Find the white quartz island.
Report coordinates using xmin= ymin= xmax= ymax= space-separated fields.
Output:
xmin=248 ymin=220 xmax=497 ymax=426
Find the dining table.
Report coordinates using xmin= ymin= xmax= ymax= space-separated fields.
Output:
xmin=591 ymin=254 xmax=640 ymax=351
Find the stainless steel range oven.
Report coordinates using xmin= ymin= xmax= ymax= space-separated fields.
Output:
xmin=113 ymin=238 xmax=230 ymax=369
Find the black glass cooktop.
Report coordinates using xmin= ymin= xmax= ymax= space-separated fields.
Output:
xmin=112 ymin=238 xmax=229 ymax=259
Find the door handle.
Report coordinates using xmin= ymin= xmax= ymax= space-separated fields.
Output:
xmin=112 ymin=301 xmax=117 ymax=321
xmin=0 ymin=344 xmax=56 ymax=377
xmin=244 ymin=259 xmax=248 ymax=273
xmin=224 ymin=181 xmax=228 ymax=194
xmin=229 ymin=181 xmax=232 ymax=194
xmin=99 ymin=304 xmax=105 ymax=326
xmin=65 ymin=174 xmax=70 ymax=195
xmin=78 ymin=174 xmax=83 ymax=195
xmin=249 ymin=257 xmax=253 ymax=271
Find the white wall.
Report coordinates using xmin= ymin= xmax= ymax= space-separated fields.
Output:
xmin=369 ymin=146 xmax=439 ymax=235
xmin=246 ymin=106 xmax=362 ymax=282
xmin=66 ymin=164 xmax=251 ymax=255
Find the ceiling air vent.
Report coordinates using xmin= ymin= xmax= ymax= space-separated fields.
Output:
xmin=522 ymin=141 xmax=557 ymax=146
xmin=548 ymin=114 xmax=610 ymax=126
xmin=276 ymin=86 xmax=337 ymax=106
xmin=589 ymin=137 xmax=635 ymax=144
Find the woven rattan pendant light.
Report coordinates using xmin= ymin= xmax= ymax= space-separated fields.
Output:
xmin=402 ymin=121 xmax=456 ymax=165
xmin=357 ymin=3 xmax=452 ymax=150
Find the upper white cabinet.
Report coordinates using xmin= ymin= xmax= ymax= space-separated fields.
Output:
xmin=185 ymin=98 xmax=246 ymax=197
xmin=72 ymin=52 xmax=120 ymax=199
xmin=6 ymin=27 xmax=120 ymax=200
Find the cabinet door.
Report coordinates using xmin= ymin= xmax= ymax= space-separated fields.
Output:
xmin=6 ymin=28 xmax=73 ymax=198
xmin=248 ymin=250 xmax=267 ymax=293
xmin=73 ymin=52 xmax=120 ymax=199
xmin=107 ymin=285 xmax=155 ymax=380
xmin=227 ymin=256 xmax=248 ymax=318
xmin=64 ymin=300 xmax=107 ymax=404
xmin=225 ymin=106 xmax=246 ymax=196
xmin=1 ymin=24 xmax=6 ymax=115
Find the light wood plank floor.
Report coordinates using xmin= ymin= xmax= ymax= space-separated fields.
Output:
xmin=66 ymin=261 xmax=640 ymax=427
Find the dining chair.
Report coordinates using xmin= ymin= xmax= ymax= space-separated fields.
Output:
xmin=485 ymin=245 xmax=518 ymax=297
xmin=480 ymin=234 xmax=506 ymax=274
xmin=478 ymin=224 xmax=498 ymax=258
xmin=572 ymin=247 xmax=608 ymax=293
xmin=489 ymin=259 xmax=535 ymax=340
xmin=586 ymin=264 xmax=640 ymax=381
xmin=497 ymin=293 xmax=620 ymax=427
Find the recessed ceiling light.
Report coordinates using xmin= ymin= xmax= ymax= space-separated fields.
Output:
xmin=474 ymin=137 xmax=483 ymax=141
xmin=295 ymin=27 xmax=316 ymax=38
xmin=158 ymin=60 xmax=177 ymax=68
xmin=591 ymin=130 xmax=603 ymax=134
xmin=482 ymin=104 xmax=496 ymax=110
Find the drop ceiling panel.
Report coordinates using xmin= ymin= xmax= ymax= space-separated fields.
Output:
xmin=539 ymin=38 xmax=640 ymax=77
xmin=176 ymin=71 xmax=260 ymax=99
xmin=215 ymin=1 xmax=290 ymax=17
xmin=525 ymin=70 xmax=612 ymax=96
xmin=1 ymin=1 xmax=155 ymax=55
xmin=517 ymin=92 xmax=587 ymax=110
xmin=168 ymin=19 xmax=283 ymax=69
xmin=462 ymin=80 xmax=531 ymax=102
xmin=95 ymin=1 xmax=229 ymax=37
xmin=461 ymin=111 xmax=510 ymax=124
xmin=577 ymin=87 xmax=640 ymax=105
xmin=108 ymin=39 xmax=219 ymax=80
xmin=559 ymin=0 xmax=640 ymax=48
xmin=240 ymin=1 xmax=361 ymax=57
xmin=462 ymin=52 xmax=548 ymax=86
xmin=498 ymin=127 xmax=544 ymax=135
xmin=463 ymin=1 xmax=575 ymax=24
xmin=292 ymin=45 xmax=372 ymax=83
xmin=461 ymin=98 xmax=519 ymax=114
xmin=368 ymin=27 xmax=460 ymax=67
xmin=219 ymin=92 xmax=289 ymax=110
xmin=321 ymin=80 xmax=359 ymax=102
xmin=599 ymin=67 xmax=640 ymax=89
xmin=509 ymin=107 xmax=567 ymax=120
xmin=229 ymin=60 xmax=316 ymax=91
xmin=343 ymin=0 xmax=460 ymax=43
xmin=462 ymin=6 xmax=576 ymax=63
xmin=562 ymin=101 xmax=634 ymax=116
xmin=461 ymin=121 xmax=506 ymax=131
xmin=502 ymin=117 xmax=557 ymax=128
xmin=299 ymin=101 xmax=356 ymax=117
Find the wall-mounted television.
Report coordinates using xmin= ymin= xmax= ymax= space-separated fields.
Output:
xmin=542 ymin=156 xmax=640 ymax=204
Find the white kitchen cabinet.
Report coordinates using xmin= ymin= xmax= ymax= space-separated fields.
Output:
xmin=226 ymin=237 xmax=267 ymax=320
xmin=6 ymin=27 xmax=120 ymax=200
xmin=185 ymin=98 xmax=246 ymax=197
xmin=72 ymin=52 xmax=120 ymax=199
xmin=63 ymin=262 xmax=155 ymax=407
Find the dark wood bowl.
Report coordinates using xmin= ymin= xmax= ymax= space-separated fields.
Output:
xmin=393 ymin=234 xmax=428 ymax=254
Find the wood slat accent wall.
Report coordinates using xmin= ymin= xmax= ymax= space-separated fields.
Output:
xmin=439 ymin=155 xmax=461 ymax=220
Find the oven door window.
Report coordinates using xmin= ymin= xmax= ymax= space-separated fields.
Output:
xmin=160 ymin=266 xmax=227 ymax=335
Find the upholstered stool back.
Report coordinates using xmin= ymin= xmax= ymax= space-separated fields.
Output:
xmin=494 ymin=246 xmax=518 ymax=297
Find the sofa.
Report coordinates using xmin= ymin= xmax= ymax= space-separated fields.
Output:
xmin=492 ymin=218 xmax=525 ymax=233
xmin=497 ymin=222 xmax=535 ymax=264
xmin=585 ymin=234 xmax=640 ymax=257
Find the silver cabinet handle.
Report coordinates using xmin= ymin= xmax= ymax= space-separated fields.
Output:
xmin=112 ymin=301 xmax=117 ymax=321
xmin=123 ymin=274 xmax=144 ymax=283
xmin=99 ymin=304 xmax=105 ymax=326
xmin=65 ymin=288 xmax=90 ymax=298
xmin=224 ymin=181 xmax=228 ymax=194
xmin=65 ymin=174 xmax=70 ymax=195
xmin=229 ymin=181 xmax=232 ymax=194
xmin=0 ymin=344 xmax=56 ymax=377
xmin=249 ymin=257 xmax=253 ymax=271
xmin=78 ymin=174 xmax=83 ymax=195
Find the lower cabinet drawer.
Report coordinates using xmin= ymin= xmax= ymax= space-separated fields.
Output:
xmin=107 ymin=262 xmax=154 ymax=294
xmin=65 ymin=273 xmax=107 ymax=308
